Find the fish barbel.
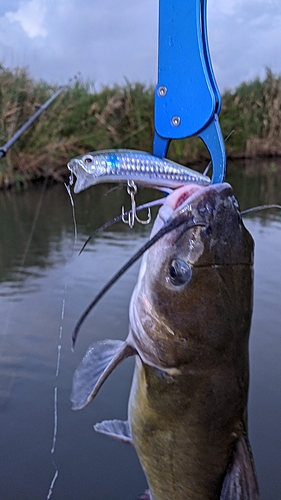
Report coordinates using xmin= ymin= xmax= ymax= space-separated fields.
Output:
xmin=67 ymin=149 xmax=210 ymax=193
xmin=71 ymin=182 xmax=259 ymax=499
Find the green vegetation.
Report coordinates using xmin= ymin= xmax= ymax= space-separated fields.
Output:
xmin=0 ymin=65 xmax=281 ymax=189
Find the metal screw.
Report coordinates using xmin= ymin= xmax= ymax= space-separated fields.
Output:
xmin=158 ymin=86 xmax=167 ymax=97
xmin=171 ymin=116 xmax=181 ymax=127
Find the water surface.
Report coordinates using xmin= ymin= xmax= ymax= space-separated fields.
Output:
xmin=0 ymin=159 xmax=280 ymax=500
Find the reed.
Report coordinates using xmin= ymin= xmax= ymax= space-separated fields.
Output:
xmin=0 ymin=65 xmax=281 ymax=189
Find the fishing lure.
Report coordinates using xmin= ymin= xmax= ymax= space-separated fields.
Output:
xmin=67 ymin=149 xmax=210 ymax=194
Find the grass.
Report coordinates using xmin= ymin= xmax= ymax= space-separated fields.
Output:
xmin=0 ymin=65 xmax=281 ymax=189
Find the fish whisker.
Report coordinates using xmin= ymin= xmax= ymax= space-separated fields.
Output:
xmin=241 ymin=204 xmax=281 ymax=215
xmin=72 ymin=217 xmax=206 ymax=348
xmin=79 ymin=198 xmax=167 ymax=255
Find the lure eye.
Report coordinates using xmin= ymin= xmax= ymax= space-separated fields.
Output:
xmin=83 ymin=155 xmax=94 ymax=164
xmin=169 ymin=259 xmax=192 ymax=286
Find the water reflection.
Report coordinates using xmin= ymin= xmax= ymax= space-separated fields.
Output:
xmin=228 ymin=158 xmax=281 ymax=213
xmin=0 ymin=160 xmax=280 ymax=500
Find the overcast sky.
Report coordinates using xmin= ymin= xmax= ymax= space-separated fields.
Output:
xmin=0 ymin=0 xmax=280 ymax=93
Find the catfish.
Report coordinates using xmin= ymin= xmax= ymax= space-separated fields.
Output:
xmin=71 ymin=182 xmax=259 ymax=500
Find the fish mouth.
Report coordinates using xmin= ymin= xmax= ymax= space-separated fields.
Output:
xmin=152 ymin=182 xmax=236 ymax=239
xmin=159 ymin=182 xmax=234 ymax=220
xmin=158 ymin=184 xmax=204 ymax=223
xmin=67 ymin=158 xmax=98 ymax=194
xmin=67 ymin=158 xmax=81 ymax=175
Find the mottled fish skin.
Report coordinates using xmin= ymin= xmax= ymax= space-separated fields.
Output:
xmin=71 ymin=182 xmax=259 ymax=500
xmin=67 ymin=148 xmax=210 ymax=193
xmin=128 ymin=183 xmax=257 ymax=499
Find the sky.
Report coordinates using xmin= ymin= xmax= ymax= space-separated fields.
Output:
xmin=0 ymin=0 xmax=280 ymax=93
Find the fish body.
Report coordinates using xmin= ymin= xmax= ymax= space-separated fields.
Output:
xmin=67 ymin=149 xmax=210 ymax=193
xmin=71 ymin=183 xmax=259 ymax=499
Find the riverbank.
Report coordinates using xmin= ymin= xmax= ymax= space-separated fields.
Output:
xmin=1 ymin=65 xmax=281 ymax=189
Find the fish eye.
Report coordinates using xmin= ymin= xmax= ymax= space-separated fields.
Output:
xmin=169 ymin=259 xmax=192 ymax=286
xmin=83 ymin=154 xmax=94 ymax=164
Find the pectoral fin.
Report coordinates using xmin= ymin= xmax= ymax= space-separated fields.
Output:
xmin=220 ymin=435 xmax=260 ymax=499
xmin=71 ymin=339 xmax=135 ymax=410
xmin=94 ymin=419 xmax=133 ymax=445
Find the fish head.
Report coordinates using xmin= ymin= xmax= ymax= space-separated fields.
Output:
xmin=129 ymin=182 xmax=254 ymax=370
xmin=67 ymin=152 xmax=108 ymax=193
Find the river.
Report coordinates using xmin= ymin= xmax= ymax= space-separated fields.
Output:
xmin=0 ymin=159 xmax=280 ymax=500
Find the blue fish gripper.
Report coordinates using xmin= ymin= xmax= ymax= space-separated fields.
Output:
xmin=153 ymin=0 xmax=226 ymax=184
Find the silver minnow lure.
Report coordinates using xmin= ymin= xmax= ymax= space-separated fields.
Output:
xmin=67 ymin=149 xmax=210 ymax=193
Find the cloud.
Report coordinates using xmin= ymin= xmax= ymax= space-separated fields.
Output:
xmin=0 ymin=0 xmax=280 ymax=91
xmin=26 ymin=0 xmax=158 ymax=86
xmin=6 ymin=0 xmax=47 ymax=38
xmin=208 ymin=0 xmax=281 ymax=91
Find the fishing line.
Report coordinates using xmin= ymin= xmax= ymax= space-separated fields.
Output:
xmin=64 ymin=182 xmax=78 ymax=241
xmin=46 ymin=463 xmax=58 ymax=500
xmin=0 ymin=178 xmax=62 ymax=498
xmin=50 ymin=387 xmax=58 ymax=455
xmin=72 ymin=216 xmax=206 ymax=347
xmin=0 ymin=179 xmax=48 ymax=414
xmin=0 ymin=178 xmax=48 ymax=353
xmin=46 ymin=180 xmax=78 ymax=499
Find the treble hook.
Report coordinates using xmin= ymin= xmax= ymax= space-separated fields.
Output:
xmin=121 ymin=180 xmax=151 ymax=228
